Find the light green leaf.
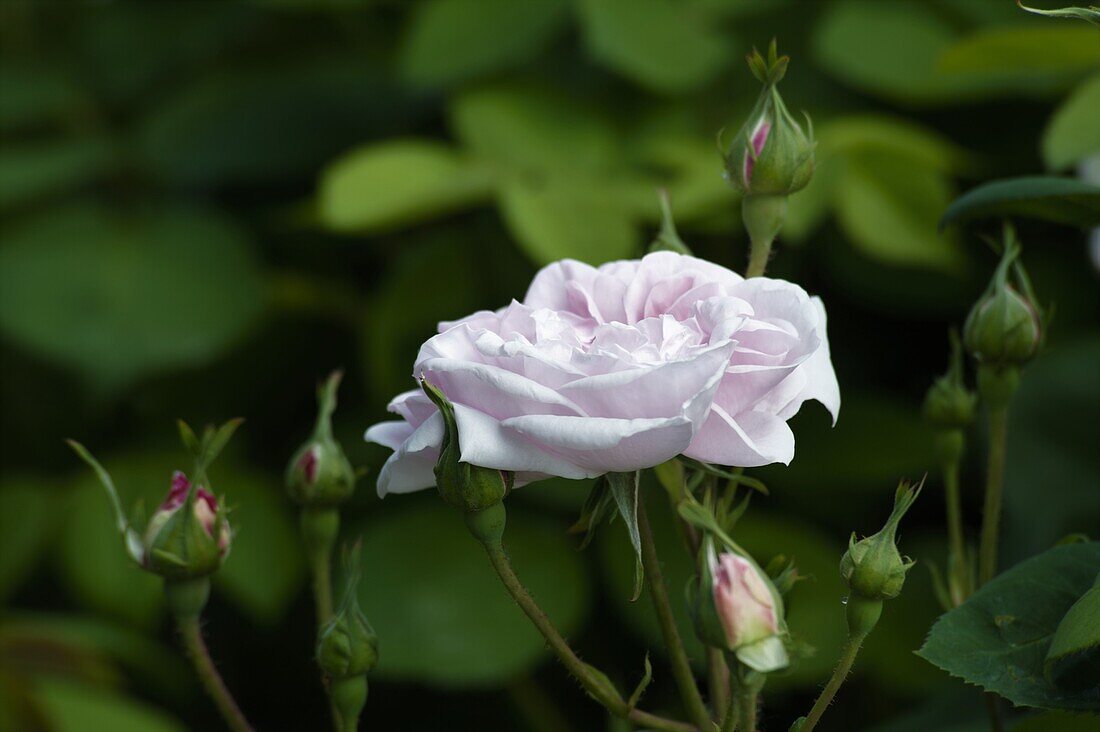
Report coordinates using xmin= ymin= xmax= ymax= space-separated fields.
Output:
xmin=918 ymin=542 xmax=1100 ymax=711
xmin=31 ymin=678 xmax=186 ymax=732
xmin=450 ymin=83 xmax=619 ymax=174
xmin=0 ymin=479 xmax=57 ymax=601
xmin=1045 ymin=574 xmax=1100 ymax=690
xmin=499 ymin=177 xmax=637 ymax=265
xmin=1018 ymin=2 xmax=1100 ymax=25
xmin=353 ymin=500 xmax=590 ymax=687
xmin=0 ymin=138 xmax=113 ymax=210
xmin=1043 ymin=72 xmax=1100 ymax=170
xmin=400 ymin=0 xmax=571 ymax=87
xmin=835 ymin=152 xmax=960 ymax=271
xmin=813 ymin=1 xmax=958 ymax=103
xmin=577 ymin=0 xmax=730 ymax=93
xmin=319 ymin=139 xmax=495 ymax=233
xmin=940 ymin=176 xmax=1100 ymax=228
xmin=0 ymin=203 xmax=264 ymax=389
xmin=937 ymin=26 xmax=1100 ymax=96
xmin=819 ymin=115 xmax=976 ymax=175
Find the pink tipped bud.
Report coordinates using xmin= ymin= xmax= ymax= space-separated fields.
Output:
xmin=145 ymin=471 xmax=230 ymax=557
xmin=712 ymin=552 xmax=780 ymax=649
xmin=743 ymin=117 xmax=771 ymax=187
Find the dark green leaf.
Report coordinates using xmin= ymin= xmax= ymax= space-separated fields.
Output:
xmin=577 ymin=0 xmax=730 ymax=93
xmin=918 ymin=542 xmax=1100 ymax=711
xmin=0 ymin=138 xmax=113 ymax=210
xmin=0 ymin=203 xmax=264 ymax=389
xmin=940 ymin=176 xmax=1100 ymax=228
xmin=0 ymin=478 xmax=57 ymax=601
xmin=354 ymin=500 xmax=589 ymax=687
xmin=400 ymin=0 xmax=570 ymax=88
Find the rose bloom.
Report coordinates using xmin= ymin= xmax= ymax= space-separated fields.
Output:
xmin=366 ymin=252 xmax=838 ymax=496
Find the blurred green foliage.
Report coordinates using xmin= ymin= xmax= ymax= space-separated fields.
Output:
xmin=1 ymin=1 xmax=1098 ymax=730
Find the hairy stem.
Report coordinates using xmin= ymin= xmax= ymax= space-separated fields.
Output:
xmin=177 ymin=615 xmax=255 ymax=732
xmin=637 ymin=500 xmax=713 ymax=731
xmin=799 ymin=632 xmax=866 ymax=732
xmin=745 ymin=237 xmax=774 ymax=279
xmin=708 ymin=648 xmax=730 ymax=725
xmin=979 ymin=406 xmax=1009 ymax=586
xmin=482 ymin=541 xmax=697 ymax=732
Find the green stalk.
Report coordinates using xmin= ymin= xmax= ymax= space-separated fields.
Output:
xmin=942 ymin=452 xmax=971 ymax=603
xmin=708 ymin=648 xmax=730 ymax=725
xmin=798 ymin=632 xmax=866 ymax=732
xmin=978 ymin=406 xmax=1009 ymax=586
xmin=177 ymin=617 xmax=255 ymax=732
xmin=637 ymin=500 xmax=712 ymax=731
xmin=481 ymin=540 xmax=697 ymax=732
xmin=301 ymin=507 xmax=340 ymax=626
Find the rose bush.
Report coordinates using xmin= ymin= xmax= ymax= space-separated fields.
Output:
xmin=366 ymin=252 xmax=839 ymax=496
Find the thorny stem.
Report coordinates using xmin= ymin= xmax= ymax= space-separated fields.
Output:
xmin=637 ymin=499 xmax=713 ymax=732
xmin=177 ymin=615 xmax=255 ymax=732
xmin=799 ymin=631 xmax=867 ymax=732
xmin=482 ymin=541 xmax=697 ymax=732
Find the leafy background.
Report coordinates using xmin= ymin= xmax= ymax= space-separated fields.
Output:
xmin=1 ymin=1 xmax=1098 ymax=730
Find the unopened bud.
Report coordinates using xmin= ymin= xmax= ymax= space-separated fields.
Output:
xmin=841 ymin=479 xmax=922 ymax=606
xmin=723 ymin=40 xmax=815 ymax=199
xmin=963 ymin=228 xmax=1042 ymax=371
xmin=144 ymin=471 xmax=231 ymax=580
xmin=691 ymin=537 xmax=788 ymax=673
xmin=923 ymin=331 xmax=977 ymax=431
xmin=287 ymin=371 xmax=357 ymax=507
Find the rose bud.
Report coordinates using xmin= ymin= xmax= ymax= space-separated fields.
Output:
xmin=286 ymin=371 xmax=357 ymax=507
xmin=963 ymin=228 xmax=1043 ymax=372
xmin=317 ymin=546 xmax=378 ymax=731
xmin=420 ymin=378 xmax=513 ymax=544
xmin=143 ymin=470 xmax=231 ymax=580
xmin=923 ymin=331 xmax=977 ymax=431
xmin=723 ymin=40 xmax=815 ymax=200
xmin=840 ymin=479 xmax=921 ymax=634
xmin=691 ymin=538 xmax=789 ymax=673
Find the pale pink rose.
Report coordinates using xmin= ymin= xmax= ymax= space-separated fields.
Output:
xmin=713 ymin=552 xmax=779 ymax=648
xmin=365 ymin=252 xmax=839 ymax=496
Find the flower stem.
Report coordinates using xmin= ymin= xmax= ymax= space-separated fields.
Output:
xmin=176 ymin=614 xmax=255 ymax=732
xmin=942 ymin=453 xmax=971 ymax=603
xmin=300 ymin=507 xmax=340 ymax=626
xmin=637 ymin=499 xmax=713 ymax=731
xmin=708 ymin=648 xmax=730 ymax=725
xmin=979 ymin=405 xmax=1009 ymax=586
xmin=799 ymin=631 xmax=867 ymax=732
xmin=481 ymin=540 xmax=697 ymax=732
xmin=742 ymin=194 xmax=787 ymax=278
xmin=737 ymin=685 xmax=758 ymax=732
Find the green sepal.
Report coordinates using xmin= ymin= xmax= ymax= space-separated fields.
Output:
xmin=647 ymin=190 xmax=692 ymax=255
xmin=840 ymin=478 xmax=922 ymax=601
xmin=1017 ymin=1 xmax=1100 ymax=25
xmin=568 ymin=476 xmax=614 ymax=550
xmin=66 ymin=440 xmax=145 ymax=565
xmin=421 ymin=378 xmax=512 ymax=512
xmin=626 ymin=653 xmax=653 ymax=711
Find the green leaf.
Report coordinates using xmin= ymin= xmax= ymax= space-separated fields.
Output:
xmin=1018 ymin=3 xmax=1100 ymax=25
xmin=0 ymin=478 xmax=57 ymax=601
xmin=353 ymin=500 xmax=590 ymax=687
xmin=498 ymin=178 xmax=637 ymax=265
xmin=607 ymin=472 xmax=644 ymax=601
xmin=0 ymin=203 xmax=264 ymax=389
xmin=1043 ymin=72 xmax=1100 ymax=170
xmin=1011 ymin=712 xmax=1100 ymax=732
xmin=834 ymin=152 xmax=961 ymax=271
xmin=918 ymin=542 xmax=1100 ymax=711
xmin=1045 ymin=575 xmax=1100 ymax=690
xmin=450 ymin=83 xmax=619 ymax=174
xmin=940 ymin=176 xmax=1100 ymax=228
xmin=819 ymin=115 xmax=977 ymax=175
xmin=136 ymin=59 xmax=422 ymax=188
xmin=577 ymin=0 xmax=730 ymax=93
xmin=0 ymin=138 xmax=114 ymax=210
xmin=400 ymin=0 xmax=571 ymax=87
xmin=813 ymin=0 xmax=958 ymax=103
xmin=0 ymin=64 xmax=82 ymax=132
xmin=319 ymin=139 xmax=495 ymax=233
xmin=30 ymin=678 xmax=185 ymax=732
xmin=937 ymin=25 xmax=1100 ymax=96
